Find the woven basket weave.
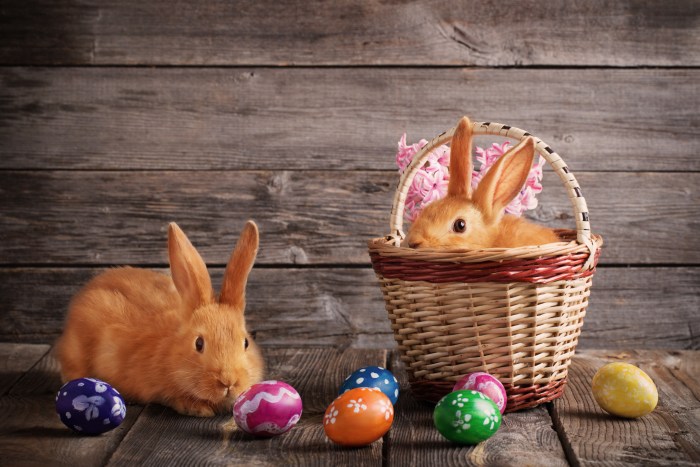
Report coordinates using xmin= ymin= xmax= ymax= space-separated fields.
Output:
xmin=368 ymin=120 xmax=603 ymax=412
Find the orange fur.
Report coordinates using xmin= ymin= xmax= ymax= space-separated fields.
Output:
xmin=220 ymin=222 xmax=259 ymax=311
xmin=446 ymin=117 xmax=474 ymax=198
xmin=56 ymin=222 xmax=264 ymax=417
xmin=406 ymin=117 xmax=560 ymax=249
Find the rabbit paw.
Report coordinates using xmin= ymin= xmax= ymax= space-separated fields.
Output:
xmin=172 ymin=399 xmax=216 ymax=417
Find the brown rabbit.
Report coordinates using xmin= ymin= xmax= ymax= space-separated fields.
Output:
xmin=56 ymin=221 xmax=264 ymax=417
xmin=406 ymin=117 xmax=560 ymax=249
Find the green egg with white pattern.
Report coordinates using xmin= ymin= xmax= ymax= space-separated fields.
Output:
xmin=433 ymin=390 xmax=501 ymax=444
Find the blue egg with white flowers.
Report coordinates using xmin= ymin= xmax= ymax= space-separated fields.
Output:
xmin=55 ymin=377 xmax=126 ymax=435
xmin=339 ymin=366 xmax=399 ymax=405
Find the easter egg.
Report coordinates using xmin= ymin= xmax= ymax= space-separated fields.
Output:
xmin=233 ymin=380 xmax=303 ymax=436
xmin=453 ymin=372 xmax=508 ymax=414
xmin=592 ymin=362 xmax=658 ymax=418
xmin=433 ymin=390 xmax=501 ymax=445
xmin=324 ymin=387 xmax=394 ymax=446
xmin=339 ymin=365 xmax=399 ymax=405
xmin=55 ymin=377 xmax=126 ymax=435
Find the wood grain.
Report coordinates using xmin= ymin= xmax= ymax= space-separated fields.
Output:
xmin=8 ymin=348 xmax=62 ymax=396
xmin=0 ymin=171 xmax=697 ymax=265
xmin=0 ymin=344 xmax=142 ymax=467
xmin=551 ymin=350 xmax=700 ymax=466
xmin=0 ymin=0 xmax=697 ymax=66
xmin=0 ymin=267 xmax=698 ymax=350
xmin=107 ymin=348 xmax=387 ymax=465
xmin=0 ymin=395 xmax=143 ymax=467
xmin=636 ymin=350 xmax=700 ymax=462
xmin=0 ymin=343 xmax=49 ymax=395
xmin=578 ymin=269 xmax=700 ymax=350
xmin=1 ymin=67 xmax=697 ymax=171
xmin=387 ymin=351 xmax=569 ymax=466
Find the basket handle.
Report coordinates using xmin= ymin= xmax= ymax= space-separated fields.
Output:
xmin=388 ymin=121 xmax=598 ymax=270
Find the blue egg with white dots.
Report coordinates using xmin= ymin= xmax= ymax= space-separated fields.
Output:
xmin=339 ymin=366 xmax=399 ymax=405
xmin=55 ymin=377 xmax=126 ymax=435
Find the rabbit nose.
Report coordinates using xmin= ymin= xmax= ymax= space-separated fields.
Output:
xmin=218 ymin=378 xmax=235 ymax=394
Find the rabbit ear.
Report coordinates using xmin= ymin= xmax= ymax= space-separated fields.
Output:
xmin=447 ymin=116 xmax=474 ymax=198
xmin=220 ymin=221 xmax=259 ymax=311
xmin=473 ymin=137 xmax=536 ymax=222
xmin=168 ymin=223 xmax=213 ymax=309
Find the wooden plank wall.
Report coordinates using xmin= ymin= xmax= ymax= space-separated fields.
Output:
xmin=0 ymin=1 xmax=698 ymax=349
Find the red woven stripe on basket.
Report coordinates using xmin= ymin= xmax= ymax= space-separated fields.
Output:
xmin=369 ymin=250 xmax=600 ymax=284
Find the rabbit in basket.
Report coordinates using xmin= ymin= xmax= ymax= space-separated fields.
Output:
xmin=56 ymin=221 xmax=264 ymax=417
xmin=406 ymin=117 xmax=560 ymax=249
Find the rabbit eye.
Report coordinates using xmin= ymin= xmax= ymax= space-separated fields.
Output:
xmin=244 ymin=338 xmax=249 ymax=350
xmin=452 ymin=218 xmax=467 ymax=233
xmin=195 ymin=336 xmax=205 ymax=353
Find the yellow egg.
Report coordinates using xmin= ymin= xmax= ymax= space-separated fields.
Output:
xmin=591 ymin=362 xmax=658 ymax=418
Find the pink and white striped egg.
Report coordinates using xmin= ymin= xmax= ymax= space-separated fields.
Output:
xmin=233 ymin=380 xmax=303 ymax=437
xmin=453 ymin=372 xmax=508 ymax=414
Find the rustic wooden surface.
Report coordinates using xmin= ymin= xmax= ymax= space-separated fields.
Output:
xmin=0 ymin=0 xmax=697 ymax=370
xmin=552 ymin=350 xmax=700 ymax=466
xmin=0 ymin=343 xmax=50 ymax=395
xmin=1 ymin=0 xmax=698 ymax=66
xmin=0 ymin=344 xmax=697 ymax=466
xmin=1 ymin=68 xmax=697 ymax=172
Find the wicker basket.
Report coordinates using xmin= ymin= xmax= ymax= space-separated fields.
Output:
xmin=368 ymin=120 xmax=603 ymax=412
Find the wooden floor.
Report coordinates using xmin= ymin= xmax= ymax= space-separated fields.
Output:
xmin=1 ymin=343 xmax=698 ymax=466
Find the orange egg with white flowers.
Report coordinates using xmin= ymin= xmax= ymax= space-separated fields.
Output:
xmin=323 ymin=387 xmax=394 ymax=446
